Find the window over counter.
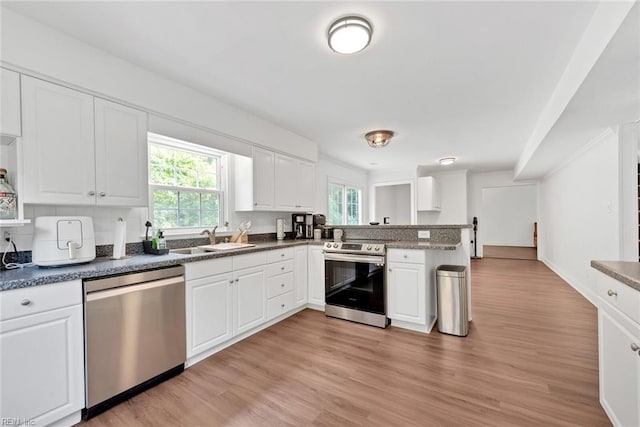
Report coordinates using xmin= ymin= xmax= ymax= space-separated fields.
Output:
xmin=148 ymin=132 xmax=227 ymax=231
xmin=328 ymin=182 xmax=362 ymax=225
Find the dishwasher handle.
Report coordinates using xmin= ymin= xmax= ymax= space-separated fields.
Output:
xmin=86 ymin=276 xmax=184 ymax=302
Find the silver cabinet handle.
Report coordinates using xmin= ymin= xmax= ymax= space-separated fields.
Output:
xmin=281 ymin=266 xmax=285 ymax=270
xmin=403 ymin=254 xmax=408 ymax=258
xmin=281 ymin=253 xmax=285 ymax=257
xmin=254 ymin=202 xmax=258 ymax=206
xmin=229 ymin=280 xmax=234 ymax=284
xmin=88 ymin=191 xmax=96 ymax=196
xmin=99 ymin=192 xmax=106 ymax=197
xmin=235 ymin=278 xmax=239 ymax=282
xmin=388 ymin=268 xmax=392 ymax=272
xmin=281 ymin=303 xmax=285 ymax=308
xmin=20 ymin=299 xmax=31 ymax=306
xmin=280 ymin=283 xmax=285 ymax=287
xmin=631 ymin=343 xmax=639 ymax=352
xmin=607 ymin=290 xmax=617 ymax=297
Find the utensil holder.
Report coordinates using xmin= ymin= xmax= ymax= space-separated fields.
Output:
xmin=143 ymin=240 xmax=169 ymax=255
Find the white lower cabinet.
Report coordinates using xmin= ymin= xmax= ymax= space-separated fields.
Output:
xmin=0 ymin=281 xmax=84 ymax=427
xmin=595 ymin=268 xmax=640 ymax=427
xmin=233 ymin=266 xmax=267 ymax=334
xmin=186 ymin=272 xmax=233 ymax=357
xmin=307 ymin=245 xmax=325 ymax=309
xmin=294 ymin=246 xmax=308 ymax=307
xmin=387 ymin=261 xmax=426 ymax=324
xmin=599 ymin=308 xmax=640 ymax=427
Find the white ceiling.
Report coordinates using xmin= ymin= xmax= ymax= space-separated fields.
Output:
xmin=3 ymin=1 xmax=626 ymax=173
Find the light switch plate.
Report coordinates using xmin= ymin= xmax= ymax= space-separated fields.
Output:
xmin=418 ymin=230 xmax=430 ymax=239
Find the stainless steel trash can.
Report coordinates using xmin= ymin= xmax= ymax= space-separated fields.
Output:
xmin=436 ymin=265 xmax=469 ymax=336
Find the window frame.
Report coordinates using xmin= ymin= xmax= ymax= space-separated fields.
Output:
xmin=147 ymin=133 xmax=228 ymax=234
xmin=327 ymin=180 xmax=363 ymax=225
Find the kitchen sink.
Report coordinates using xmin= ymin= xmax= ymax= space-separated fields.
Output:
xmin=170 ymin=247 xmax=207 ymax=255
xmin=170 ymin=243 xmax=256 ymax=255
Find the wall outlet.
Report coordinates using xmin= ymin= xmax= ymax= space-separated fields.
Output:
xmin=418 ymin=230 xmax=430 ymax=239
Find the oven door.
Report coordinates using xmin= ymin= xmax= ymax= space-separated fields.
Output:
xmin=324 ymin=252 xmax=386 ymax=315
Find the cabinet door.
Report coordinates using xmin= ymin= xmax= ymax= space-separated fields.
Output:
xmin=186 ymin=273 xmax=233 ymax=358
xmin=307 ymin=245 xmax=325 ymax=308
xmin=0 ymin=68 xmax=21 ymax=137
xmin=233 ymin=266 xmax=266 ymax=335
xmin=0 ymin=305 xmax=84 ymax=426
xmin=274 ymin=153 xmax=297 ymax=210
xmin=417 ymin=176 xmax=441 ymax=212
xmin=387 ymin=261 xmax=426 ymax=324
xmin=21 ymin=76 xmax=95 ymax=204
xmin=599 ymin=308 xmax=640 ymax=427
xmin=94 ymin=98 xmax=148 ymax=206
xmin=294 ymin=245 xmax=308 ymax=307
xmin=252 ymin=147 xmax=275 ymax=209
xmin=296 ymin=160 xmax=315 ymax=210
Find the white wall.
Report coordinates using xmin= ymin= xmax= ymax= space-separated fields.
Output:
xmin=315 ymin=155 xmax=369 ymax=221
xmin=374 ymin=184 xmax=411 ymax=225
xmin=482 ymin=185 xmax=537 ymax=246
xmin=367 ymin=168 xmax=416 ymax=224
xmin=538 ymin=128 xmax=620 ymax=304
xmin=416 ymin=169 xmax=468 ymax=225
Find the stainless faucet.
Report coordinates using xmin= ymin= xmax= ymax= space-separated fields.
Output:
xmin=200 ymin=226 xmax=218 ymax=244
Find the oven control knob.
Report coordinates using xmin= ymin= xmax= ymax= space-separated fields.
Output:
xmin=333 ymin=243 xmax=339 ymax=248
xmin=326 ymin=243 xmax=331 ymax=248
xmin=374 ymin=247 xmax=380 ymax=251
xmin=367 ymin=245 xmax=372 ymax=250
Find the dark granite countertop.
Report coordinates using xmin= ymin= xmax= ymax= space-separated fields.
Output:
xmin=591 ymin=260 xmax=640 ymax=292
xmin=1 ymin=238 xmax=463 ymax=291
xmin=337 ymin=224 xmax=472 ymax=229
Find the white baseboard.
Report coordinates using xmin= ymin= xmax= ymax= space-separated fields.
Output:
xmin=540 ymin=257 xmax=598 ymax=307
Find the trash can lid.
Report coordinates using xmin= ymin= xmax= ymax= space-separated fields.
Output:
xmin=436 ymin=265 xmax=467 ymax=277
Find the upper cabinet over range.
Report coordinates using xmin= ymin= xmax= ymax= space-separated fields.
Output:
xmin=20 ymin=76 xmax=148 ymax=206
xmin=235 ymin=146 xmax=314 ymax=212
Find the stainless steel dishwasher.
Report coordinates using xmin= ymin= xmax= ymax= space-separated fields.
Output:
xmin=83 ymin=265 xmax=186 ymax=419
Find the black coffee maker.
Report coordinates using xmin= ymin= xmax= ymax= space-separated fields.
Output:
xmin=292 ymin=213 xmax=313 ymax=239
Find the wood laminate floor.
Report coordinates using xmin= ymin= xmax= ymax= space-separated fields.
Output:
xmin=83 ymin=258 xmax=609 ymax=427
xmin=483 ymin=245 xmax=538 ymax=260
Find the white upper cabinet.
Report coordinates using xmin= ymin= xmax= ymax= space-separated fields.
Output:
xmin=417 ymin=176 xmax=441 ymax=211
xmin=21 ymin=76 xmax=148 ymax=206
xmin=274 ymin=153 xmax=297 ymax=209
xmin=252 ymin=146 xmax=275 ymax=209
xmin=21 ymin=76 xmax=96 ymax=205
xmin=94 ymin=98 xmax=148 ymax=206
xmin=236 ymin=146 xmax=315 ymax=212
xmin=274 ymin=153 xmax=314 ymax=211
xmin=0 ymin=68 xmax=22 ymax=138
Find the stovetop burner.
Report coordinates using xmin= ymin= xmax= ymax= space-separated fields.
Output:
xmin=322 ymin=241 xmax=385 ymax=255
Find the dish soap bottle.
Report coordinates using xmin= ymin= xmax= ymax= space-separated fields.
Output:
xmin=0 ymin=168 xmax=17 ymax=220
xmin=157 ymin=230 xmax=167 ymax=250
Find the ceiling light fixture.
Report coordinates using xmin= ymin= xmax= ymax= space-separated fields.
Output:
xmin=365 ymin=130 xmax=394 ymax=148
xmin=327 ymin=16 xmax=372 ymax=54
xmin=439 ymin=157 xmax=456 ymax=166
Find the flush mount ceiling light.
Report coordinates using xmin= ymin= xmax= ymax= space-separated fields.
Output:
xmin=439 ymin=157 xmax=456 ymax=166
xmin=365 ymin=130 xmax=394 ymax=148
xmin=328 ymin=16 xmax=372 ymax=54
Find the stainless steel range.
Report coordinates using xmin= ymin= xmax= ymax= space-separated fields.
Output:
xmin=323 ymin=241 xmax=388 ymax=328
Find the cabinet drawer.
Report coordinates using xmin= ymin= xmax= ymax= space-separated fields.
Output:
xmin=267 ymin=272 xmax=294 ymax=299
xmin=0 ymin=280 xmax=82 ymax=321
xmin=185 ymin=257 xmax=233 ymax=280
xmin=267 ymin=247 xmax=294 ymax=263
xmin=267 ymin=291 xmax=295 ymax=320
xmin=387 ymin=249 xmax=425 ymax=264
xmin=267 ymin=259 xmax=294 ymax=277
xmin=597 ymin=272 xmax=640 ymax=324
xmin=233 ymin=251 xmax=267 ymax=270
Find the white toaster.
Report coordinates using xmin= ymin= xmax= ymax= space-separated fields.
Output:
xmin=32 ymin=216 xmax=96 ymax=267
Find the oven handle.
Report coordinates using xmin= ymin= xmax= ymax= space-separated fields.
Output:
xmin=324 ymin=252 xmax=385 ymax=264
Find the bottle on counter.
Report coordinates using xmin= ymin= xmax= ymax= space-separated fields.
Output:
xmin=0 ymin=168 xmax=17 ymax=220
xmin=157 ymin=230 xmax=167 ymax=250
